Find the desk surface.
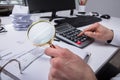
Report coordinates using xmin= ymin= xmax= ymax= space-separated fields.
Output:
xmin=0 ymin=12 xmax=120 ymax=80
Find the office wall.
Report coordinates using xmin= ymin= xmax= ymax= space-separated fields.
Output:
xmin=75 ymin=0 xmax=120 ymax=18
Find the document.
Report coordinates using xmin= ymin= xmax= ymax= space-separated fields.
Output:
xmin=0 ymin=25 xmax=88 ymax=80
xmin=53 ymin=41 xmax=88 ymax=59
xmin=0 ymin=41 xmax=88 ymax=80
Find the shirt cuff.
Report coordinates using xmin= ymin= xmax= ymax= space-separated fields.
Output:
xmin=108 ymin=30 xmax=120 ymax=46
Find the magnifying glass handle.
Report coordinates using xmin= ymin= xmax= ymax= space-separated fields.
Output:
xmin=50 ymin=44 xmax=56 ymax=48
xmin=50 ymin=44 xmax=55 ymax=58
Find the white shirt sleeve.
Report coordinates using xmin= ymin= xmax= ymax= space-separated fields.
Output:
xmin=109 ymin=29 xmax=120 ymax=47
xmin=111 ymin=73 xmax=120 ymax=80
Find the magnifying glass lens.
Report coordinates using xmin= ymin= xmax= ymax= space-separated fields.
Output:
xmin=27 ymin=21 xmax=55 ymax=46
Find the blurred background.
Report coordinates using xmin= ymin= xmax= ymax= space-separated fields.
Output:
xmin=0 ymin=0 xmax=120 ymax=17
xmin=75 ymin=0 xmax=120 ymax=18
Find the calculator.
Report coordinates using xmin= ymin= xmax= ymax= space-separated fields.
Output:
xmin=55 ymin=23 xmax=94 ymax=48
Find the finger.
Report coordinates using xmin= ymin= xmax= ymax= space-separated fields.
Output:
xmin=77 ymin=31 xmax=84 ymax=36
xmin=78 ymin=23 xmax=99 ymax=36
xmin=50 ymin=67 xmax=62 ymax=80
xmin=44 ymin=45 xmax=63 ymax=57
xmin=50 ymin=44 xmax=56 ymax=48
xmin=50 ymin=66 xmax=67 ymax=80
xmin=84 ymin=31 xmax=98 ymax=38
xmin=50 ymin=44 xmax=56 ymax=58
xmin=84 ymin=23 xmax=99 ymax=31
xmin=48 ymin=69 xmax=53 ymax=80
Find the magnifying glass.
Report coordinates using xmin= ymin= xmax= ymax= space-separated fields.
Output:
xmin=27 ymin=20 xmax=56 ymax=48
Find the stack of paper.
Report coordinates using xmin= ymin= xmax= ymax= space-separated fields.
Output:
xmin=11 ymin=14 xmax=32 ymax=31
xmin=10 ymin=5 xmax=33 ymax=31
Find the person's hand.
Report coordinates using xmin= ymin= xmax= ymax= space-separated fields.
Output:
xmin=45 ymin=45 xmax=96 ymax=80
xmin=78 ymin=23 xmax=113 ymax=41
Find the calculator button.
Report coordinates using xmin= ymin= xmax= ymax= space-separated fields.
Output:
xmin=76 ymin=41 xmax=81 ymax=45
xmin=73 ymin=39 xmax=77 ymax=42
